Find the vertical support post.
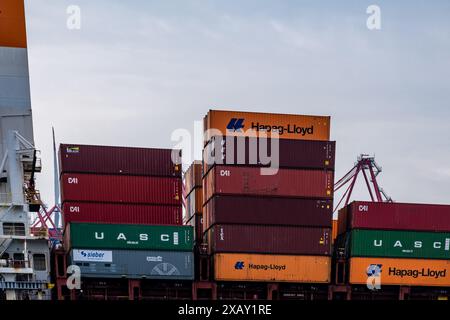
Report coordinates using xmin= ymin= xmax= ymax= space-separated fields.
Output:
xmin=361 ymin=167 xmax=375 ymax=201
xmin=345 ymin=163 xmax=361 ymax=207
xmin=128 ymin=279 xmax=141 ymax=301
xmin=6 ymin=131 xmax=24 ymax=205
xmin=399 ymin=286 xmax=410 ymax=300
xmin=368 ymin=164 xmax=383 ymax=201
xmin=267 ymin=283 xmax=279 ymax=300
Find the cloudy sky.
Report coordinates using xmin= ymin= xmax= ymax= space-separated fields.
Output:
xmin=24 ymin=0 xmax=450 ymax=208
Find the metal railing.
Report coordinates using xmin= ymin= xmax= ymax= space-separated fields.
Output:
xmin=0 ymin=259 xmax=32 ymax=269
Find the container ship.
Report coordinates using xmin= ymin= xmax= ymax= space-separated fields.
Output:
xmin=1 ymin=0 xmax=449 ymax=301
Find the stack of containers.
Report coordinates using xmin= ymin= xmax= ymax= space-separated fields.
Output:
xmin=184 ymin=161 xmax=203 ymax=244
xmin=338 ymin=201 xmax=450 ymax=287
xmin=59 ymin=144 xmax=194 ymax=280
xmin=202 ymin=110 xmax=336 ymax=283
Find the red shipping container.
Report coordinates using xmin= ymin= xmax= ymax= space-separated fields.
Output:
xmin=338 ymin=201 xmax=450 ymax=234
xmin=61 ymin=173 xmax=181 ymax=205
xmin=204 ymin=196 xmax=332 ymax=231
xmin=59 ymin=144 xmax=182 ymax=177
xmin=186 ymin=214 xmax=203 ymax=243
xmin=208 ymin=224 xmax=331 ymax=255
xmin=184 ymin=161 xmax=202 ymax=196
xmin=186 ymin=187 xmax=203 ymax=217
xmin=203 ymin=136 xmax=335 ymax=175
xmin=203 ymin=166 xmax=333 ymax=203
xmin=62 ymin=202 xmax=182 ymax=226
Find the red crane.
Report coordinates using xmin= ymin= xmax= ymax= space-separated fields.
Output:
xmin=333 ymin=154 xmax=393 ymax=213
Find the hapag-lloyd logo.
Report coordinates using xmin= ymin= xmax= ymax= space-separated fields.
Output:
xmin=234 ymin=261 xmax=286 ymax=271
xmin=226 ymin=118 xmax=314 ymax=136
xmin=248 ymin=263 xmax=286 ymax=271
xmin=366 ymin=263 xmax=448 ymax=290
xmin=388 ymin=267 xmax=447 ymax=279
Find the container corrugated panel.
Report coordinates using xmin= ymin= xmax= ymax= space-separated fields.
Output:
xmin=0 ymin=0 xmax=27 ymax=48
xmin=203 ymin=110 xmax=331 ymax=145
xmin=60 ymin=173 xmax=181 ymax=205
xmin=186 ymin=188 xmax=203 ymax=217
xmin=344 ymin=201 xmax=450 ymax=233
xmin=332 ymin=219 xmax=338 ymax=244
xmin=184 ymin=161 xmax=202 ymax=196
xmin=65 ymin=223 xmax=193 ymax=251
xmin=214 ymin=253 xmax=331 ymax=283
xmin=337 ymin=205 xmax=348 ymax=236
xmin=349 ymin=229 xmax=450 ymax=259
xmin=208 ymin=225 xmax=331 ymax=255
xmin=59 ymin=144 xmax=182 ymax=177
xmin=203 ymin=166 xmax=333 ymax=203
xmin=62 ymin=202 xmax=182 ymax=226
xmin=349 ymin=257 xmax=450 ymax=287
xmin=203 ymin=136 xmax=335 ymax=175
xmin=204 ymin=196 xmax=332 ymax=230
xmin=186 ymin=215 xmax=203 ymax=243
xmin=70 ymin=249 xmax=194 ymax=280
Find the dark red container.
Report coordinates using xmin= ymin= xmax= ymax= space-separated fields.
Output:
xmin=208 ymin=225 xmax=331 ymax=255
xmin=61 ymin=173 xmax=181 ymax=205
xmin=186 ymin=214 xmax=203 ymax=243
xmin=184 ymin=161 xmax=202 ymax=196
xmin=203 ymin=166 xmax=333 ymax=203
xmin=186 ymin=188 xmax=203 ymax=217
xmin=62 ymin=202 xmax=182 ymax=226
xmin=338 ymin=201 xmax=450 ymax=234
xmin=205 ymin=196 xmax=332 ymax=231
xmin=203 ymin=136 xmax=335 ymax=175
xmin=59 ymin=144 xmax=182 ymax=177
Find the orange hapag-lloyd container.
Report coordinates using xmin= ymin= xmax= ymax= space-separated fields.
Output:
xmin=203 ymin=110 xmax=331 ymax=145
xmin=349 ymin=257 xmax=450 ymax=287
xmin=214 ymin=253 xmax=331 ymax=283
xmin=0 ymin=0 xmax=27 ymax=48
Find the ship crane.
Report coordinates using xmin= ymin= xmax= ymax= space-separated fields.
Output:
xmin=333 ymin=154 xmax=393 ymax=213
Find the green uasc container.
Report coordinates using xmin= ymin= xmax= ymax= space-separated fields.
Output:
xmin=350 ymin=229 xmax=450 ymax=259
xmin=67 ymin=223 xmax=193 ymax=251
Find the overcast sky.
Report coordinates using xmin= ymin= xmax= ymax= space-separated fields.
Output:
xmin=24 ymin=0 xmax=450 ymax=208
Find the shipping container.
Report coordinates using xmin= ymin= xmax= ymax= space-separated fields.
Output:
xmin=65 ymin=223 xmax=193 ymax=251
xmin=186 ymin=187 xmax=203 ymax=217
xmin=69 ymin=249 xmax=194 ymax=280
xmin=60 ymin=173 xmax=181 ymax=205
xmin=184 ymin=161 xmax=202 ymax=196
xmin=203 ymin=110 xmax=331 ymax=145
xmin=186 ymin=214 xmax=203 ymax=243
xmin=0 ymin=0 xmax=27 ymax=48
xmin=208 ymin=225 xmax=331 ymax=255
xmin=338 ymin=201 xmax=450 ymax=234
xmin=332 ymin=219 xmax=338 ymax=244
xmin=214 ymin=253 xmax=331 ymax=283
xmin=349 ymin=257 xmax=450 ymax=287
xmin=349 ymin=229 xmax=450 ymax=259
xmin=203 ymin=166 xmax=333 ymax=203
xmin=204 ymin=196 xmax=332 ymax=230
xmin=203 ymin=136 xmax=335 ymax=175
xmin=59 ymin=144 xmax=181 ymax=177
xmin=62 ymin=202 xmax=182 ymax=226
